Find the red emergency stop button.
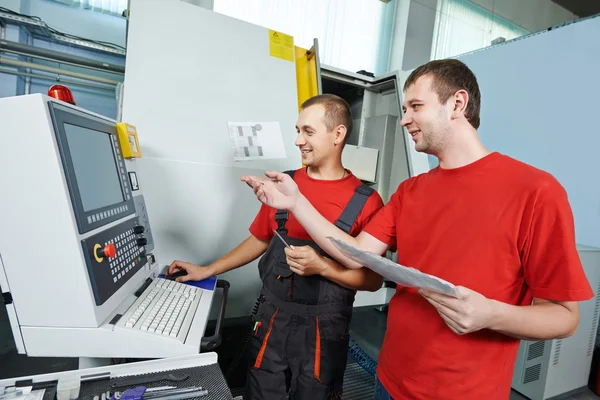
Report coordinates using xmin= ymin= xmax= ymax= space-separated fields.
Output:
xmin=97 ymin=243 xmax=116 ymax=259
xmin=104 ymin=244 xmax=116 ymax=258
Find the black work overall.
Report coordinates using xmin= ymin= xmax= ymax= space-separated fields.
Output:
xmin=245 ymin=170 xmax=374 ymax=400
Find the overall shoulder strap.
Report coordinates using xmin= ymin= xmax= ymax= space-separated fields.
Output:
xmin=334 ymin=184 xmax=375 ymax=234
xmin=274 ymin=170 xmax=297 ymax=231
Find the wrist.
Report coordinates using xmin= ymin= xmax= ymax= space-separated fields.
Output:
xmin=487 ymin=299 xmax=508 ymax=331
xmin=205 ymin=263 xmax=218 ymax=276
xmin=317 ymin=256 xmax=335 ymax=278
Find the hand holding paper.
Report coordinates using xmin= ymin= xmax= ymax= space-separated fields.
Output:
xmin=419 ymin=286 xmax=496 ymax=335
xmin=327 ymin=236 xmax=459 ymax=298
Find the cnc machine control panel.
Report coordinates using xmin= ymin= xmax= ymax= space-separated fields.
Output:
xmin=48 ymin=102 xmax=153 ymax=306
xmin=82 ymin=217 xmax=148 ymax=305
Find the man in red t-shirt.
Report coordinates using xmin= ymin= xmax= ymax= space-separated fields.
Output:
xmin=168 ymin=94 xmax=384 ymax=399
xmin=242 ymin=59 xmax=594 ymax=399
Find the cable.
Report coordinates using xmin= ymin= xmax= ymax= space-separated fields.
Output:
xmin=0 ymin=6 xmax=125 ymax=52
xmin=348 ymin=336 xmax=378 ymax=376
xmin=0 ymin=6 xmax=41 ymax=21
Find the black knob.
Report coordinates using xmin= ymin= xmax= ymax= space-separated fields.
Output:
xmin=136 ymin=238 xmax=148 ymax=247
xmin=133 ymin=225 xmax=145 ymax=234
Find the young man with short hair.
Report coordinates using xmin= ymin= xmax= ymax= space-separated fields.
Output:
xmin=169 ymin=94 xmax=384 ymax=399
xmin=242 ymin=59 xmax=593 ymax=400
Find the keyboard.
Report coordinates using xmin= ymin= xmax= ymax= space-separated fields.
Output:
xmin=116 ymin=278 xmax=202 ymax=342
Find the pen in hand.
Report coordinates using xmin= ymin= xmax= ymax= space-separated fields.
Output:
xmin=273 ymin=230 xmax=292 ymax=249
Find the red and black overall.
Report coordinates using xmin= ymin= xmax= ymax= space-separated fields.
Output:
xmin=245 ymin=170 xmax=374 ymax=400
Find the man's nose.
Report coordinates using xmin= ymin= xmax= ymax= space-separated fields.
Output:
xmin=295 ymin=133 xmax=305 ymax=147
xmin=400 ymin=112 xmax=411 ymax=127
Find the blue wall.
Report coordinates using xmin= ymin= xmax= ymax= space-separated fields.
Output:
xmin=455 ymin=16 xmax=600 ymax=248
xmin=0 ymin=0 xmax=126 ymax=118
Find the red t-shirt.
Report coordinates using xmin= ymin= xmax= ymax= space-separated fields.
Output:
xmin=363 ymin=152 xmax=593 ymax=400
xmin=250 ymin=168 xmax=384 ymax=241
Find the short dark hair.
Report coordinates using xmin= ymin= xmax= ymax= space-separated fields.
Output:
xmin=404 ymin=59 xmax=481 ymax=130
xmin=301 ymin=94 xmax=353 ymax=141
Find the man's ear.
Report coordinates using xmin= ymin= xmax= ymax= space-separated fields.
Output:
xmin=451 ymin=89 xmax=469 ymax=120
xmin=334 ymin=125 xmax=347 ymax=146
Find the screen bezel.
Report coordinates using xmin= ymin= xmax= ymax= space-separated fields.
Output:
xmin=49 ymin=102 xmax=135 ymax=235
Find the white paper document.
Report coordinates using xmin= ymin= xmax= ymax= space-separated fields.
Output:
xmin=227 ymin=121 xmax=287 ymax=161
xmin=328 ymin=237 xmax=459 ymax=297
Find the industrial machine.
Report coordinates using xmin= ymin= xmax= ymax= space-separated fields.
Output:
xmin=0 ymin=94 xmax=223 ymax=365
xmin=511 ymin=246 xmax=600 ymax=399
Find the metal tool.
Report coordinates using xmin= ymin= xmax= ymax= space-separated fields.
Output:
xmin=151 ymin=389 xmax=208 ymax=400
xmin=111 ymin=386 xmax=176 ymax=399
xmin=144 ymin=387 xmax=206 ymax=399
xmin=110 ymin=374 xmax=189 ymax=389
xmin=111 ymin=386 xmax=207 ymax=400
xmin=273 ymin=230 xmax=291 ymax=248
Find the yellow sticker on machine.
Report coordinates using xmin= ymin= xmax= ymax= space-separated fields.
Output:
xmin=269 ymin=29 xmax=294 ymax=62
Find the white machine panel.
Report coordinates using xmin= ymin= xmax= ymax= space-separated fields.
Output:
xmin=0 ymin=94 xmax=215 ymax=358
xmin=0 ymin=95 xmax=101 ymax=328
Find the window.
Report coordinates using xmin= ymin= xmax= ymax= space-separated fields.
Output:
xmin=431 ymin=0 xmax=529 ymax=60
xmin=48 ymin=0 xmax=128 ymax=16
xmin=213 ymin=0 xmax=389 ymax=74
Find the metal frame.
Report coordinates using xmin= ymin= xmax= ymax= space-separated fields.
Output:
xmin=0 ymin=56 xmax=120 ymax=85
xmin=321 ymin=64 xmax=397 ymax=93
xmin=0 ymin=39 xmax=125 ymax=74
xmin=0 ymin=68 xmax=116 ymax=91
xmin=23 ymin=34 xmax=32 ymax=95
xmin=307 ymin=38 xmax=323 ymax=95
xmin=0 ymin=12 xmax=124 ymax=91
xmin=0 ymin=10 xmax=126 ymax=56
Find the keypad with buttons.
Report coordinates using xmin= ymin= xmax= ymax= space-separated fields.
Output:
xmin=82 ymin=217 xmax=147 ymax=306
xmin=108 ymin=228 xmax=145 ymax=284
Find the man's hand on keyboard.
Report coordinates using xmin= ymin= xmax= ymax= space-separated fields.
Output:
xmin=167 ymin=260 xmax=214 ymax=282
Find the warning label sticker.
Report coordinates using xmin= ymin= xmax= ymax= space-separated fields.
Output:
xmin=269 ymin=29 xmax=294 ymax=62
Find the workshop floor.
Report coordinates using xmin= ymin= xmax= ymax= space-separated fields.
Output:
xmin=1 ymin=303 xmax=599 ymax=399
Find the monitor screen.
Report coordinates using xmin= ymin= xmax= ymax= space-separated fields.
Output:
xmin=64 ymin=123 xmax=124 ymax=212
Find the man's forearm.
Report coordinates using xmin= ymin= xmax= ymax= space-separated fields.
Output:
xmin=319 ymin=256 xmax=383 ymax=291
xmin=292 ymin=195 xmax=394 ymax=269
xmin=488 ymin=300 xmax=579 ymax=340
xmin=209 ymin=235 xmax=269 ymax=275
xmin=291 ymin=195 xmax=363 ymax=268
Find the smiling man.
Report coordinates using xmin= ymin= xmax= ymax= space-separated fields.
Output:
xmin=241 ymin=59 xmax=594 ymax=400
xmin=168 ymin=94 xmax=384 ymax=400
